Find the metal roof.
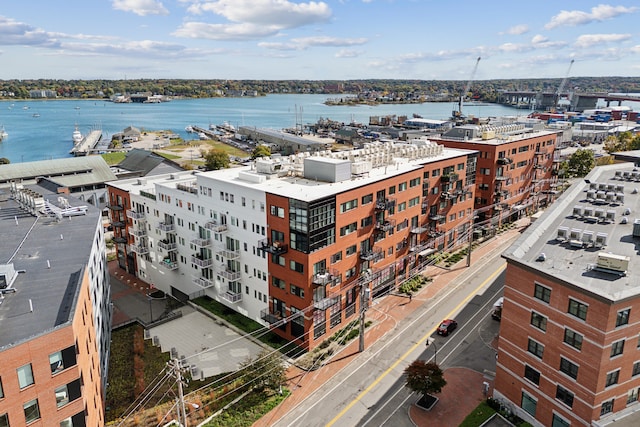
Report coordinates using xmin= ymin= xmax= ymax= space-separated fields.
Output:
xmin=0 ymin=156 xmax=116 ymax=187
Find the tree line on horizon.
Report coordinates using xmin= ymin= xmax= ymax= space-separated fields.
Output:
xmin=0 ymin=77 xmax=638 ymax=102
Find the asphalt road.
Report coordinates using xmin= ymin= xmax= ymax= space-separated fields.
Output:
xmin=271 ymin=248 xmax=508 ymax=427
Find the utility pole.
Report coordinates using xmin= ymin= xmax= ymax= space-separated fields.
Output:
xmin=169 ymin=358 xmax=188 ymax=427
xmin=359 ymin=282 xmax=369 ymax=352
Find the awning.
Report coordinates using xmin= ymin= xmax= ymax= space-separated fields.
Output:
xmin=418 ymin=248 xmax=437 ymax=257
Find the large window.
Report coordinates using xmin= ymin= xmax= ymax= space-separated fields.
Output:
xmin=534 ymin=283 xmax=551 ymax=303
xmin=601 ymin=399 xmax=614 ymax=416
xmin=633 ymin=362 xmax=640 ymax=377
xmin=605 ymin=370 xmax=620 ymax=387
xmin=556 ymin=385 xmax=574 ymax=408
xmin=628 ymin=387 xmax=640 ymax=405
xmin=611 ymin=340 xmax=625 ymax=357
xmin=528 ymin=338 xmax=544 ymax=359
xmin=531 ymin=312 xmax=547 ymax=331
xmin=521 ymin=391 xmax=537 ymax=417
xmin=339 ymin=199 xmax=358 ymax=213
xmin=563 ymin=328 xmax=583 ymax=351
xmin=568 ymin=298 xmax=588 ymax=320
xmin=23 ymin=399 xmax=41 ymax=423
xmin=559 ymin=357 xmax=579 ymax=380
xmin=616 ymin=309 xmax=630 ymax=327
xmin=54 ymin=379 xmax=82 ymax=409
xmin=17 ymin=364 xmax=34 ymax=389
xmin=524 ymin=365 xmax=540 ymax=385
xmin=552 ymin=413 xmax=570 ymax=427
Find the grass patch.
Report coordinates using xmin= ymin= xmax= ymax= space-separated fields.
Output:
xmin=202 ymin=389 xmax=290 ymax=427
xmin=153 ymin=151 xmax=181 ymax=160
xmin=101 ymin=151 xmax=127 ymax=165
xmin=459 ymin=401 xmax=497 ymax=427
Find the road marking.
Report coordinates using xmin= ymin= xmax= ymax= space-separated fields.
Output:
xmin=325 ymin=264 xmax=507 ymax=427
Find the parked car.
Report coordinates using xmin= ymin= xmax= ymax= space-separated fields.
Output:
xmin=437 ymin=319 xmax=458 ymax=336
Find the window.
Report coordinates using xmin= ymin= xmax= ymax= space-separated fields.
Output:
xmin=399 ymin=182 xmax=407 ymax=191
xmin=521 ymin=391 xmax=537 ymax=416
xmin=331 ymin=251 xmax=342 ymax=264
xmin=628 ymin=387 xmax=640 ymax=405
xmin=616 ymin=309 xmax=630 ymax=327
xmin=340 ymin=199 xmax=358 ymax=213
xmin=601 ymin=399 xmax=614 ymax=416
xmin=633 ymin=362 xmax=640 ymax=377
xmin=346 ymin=245 xmax=356 ymax=256
xmin=290 ymin=285 xmax=304 ymax=298
xmin=409 ymin=197 xmax=420 ymax=207
xmin=272 ymin=277 xmax=285 ymax=290
xmin=551 ymin=413 xmax=570 ymax=427
xmin=410 ymin=177 xmax=421 ymax=187
xmin=605 ymin=370 xmax=620 ymax=387
xmin=524 ymin=365 xmax=540 ymax=385
xmin=556 ymin=385 xmax=574 ymax=407
xmin=289 ymin=261 xmax=304 ymax=273
xmin=0 ymin=414 xmax=7 ymax=427
xmin=340 ymin=222 xmax=357 ymax=236
xmin=397 ymin=202 xmax=406 ymax=212
xmin=24 ymin=399 xmax=41 ymax=423
xmin=611 ymin=340 xmax=625 ymax=357
xmin=534 ymin=283 xmax=551 ymax=303
xmin=0 ymin=377 xmax=3 ymax=399
xmin=17 ymin=364 xmax=34 ymax=389
xmin=362 ymin=194 xmax=373 ymax=204
xmin=361 ymin=216 xmax=373 ymax=228
xmin=559 ymin=357 xmax=579 ymax=379
xmin=528 ymin=338 xmax=544 ymax=359
xmin=50 ymin=351 xmax=64 ymax=374
xmin=568 ymin=298 xmax=588 ymax=320
xmin=55 ymin=384 xmax=70 ymax=408
xmin=563 ymin=328 xmax=583 ymax=351
xmin=531 ymin=312 xmax=547 ymax=331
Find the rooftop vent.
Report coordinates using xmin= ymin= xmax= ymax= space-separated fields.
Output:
xmin=593 ymin=252 xmax=629 ymax=275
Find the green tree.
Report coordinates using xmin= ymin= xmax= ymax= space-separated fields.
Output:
xmin=0 ymin=157 xmax=10 ymax=164
xmin=251 ymin=144 xmax=271 ymax=159
xmin=567 ymin=148 xmax=595 ymax=177
xmin=603 ymin=135 xmax=625 ymax=154
xmin=238 ymin=349 xmax=286 ymax=394
xmin=202 ymin=148 xmax=230 ymax=171
xmin=404 ymin=360 xmax=447 ymax=399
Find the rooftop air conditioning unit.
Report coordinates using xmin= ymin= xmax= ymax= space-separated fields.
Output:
xmin=595 ymin=232 xmax=608 ymax=247
xmin=557 ymin=226 xmax=569 ymax=241
xmin=596 ymin=252 xmax=629 ymax=274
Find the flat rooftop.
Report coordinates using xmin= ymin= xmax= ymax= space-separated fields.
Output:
xmin=0 ymin=184 xmax=101 ymax=350
xmin=503 ymin=163 xmax=640 ymax=302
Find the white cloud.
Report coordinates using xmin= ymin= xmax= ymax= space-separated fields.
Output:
xmin=112 ymin=0 xmax=169 ymax=16
xmin=545 ymin=4 xmax=637 ymax=30
xmin=0 ymin=16 xmax=59 ymax=47
xmin=530 ymin=35 xmax=567 ymax=49
xmin=574 ymin=33 xmax=631 ymax=48
xmin=504 ymin=24 xmax=529 ymax=35
xmin=335 ymin=49 xmax=362 ymax=58
xmin=173 ymin=22 xmax=280 ymax=40
xmin=498 ymin=43 xmax=529 ymax=53
xmin=258 ymin=36 xmax=367 ymax=51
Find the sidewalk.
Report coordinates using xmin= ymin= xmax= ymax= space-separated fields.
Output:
xmin=254 ymin=218 xmax=528 ymax=427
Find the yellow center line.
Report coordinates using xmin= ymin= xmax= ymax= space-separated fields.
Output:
xmin=325 ymin=264 xmax=506 ymax=427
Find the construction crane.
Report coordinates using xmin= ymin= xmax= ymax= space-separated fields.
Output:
xmin=555 ymin=59 xmax=575 ymax=111
xmin=453 ymin=56 xmax=481 ymax=121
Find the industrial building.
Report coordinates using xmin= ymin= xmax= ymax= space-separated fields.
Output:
xmin=495 ymin=163 xmax=640 ymax=426
xmin=0 ymin=180 xmax=111 ymax=426
xmin=107 ymin=140 xmax=478 ymax=349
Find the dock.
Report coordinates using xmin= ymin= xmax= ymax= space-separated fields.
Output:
xmin=70 ymin=130 xmax=103 ymax=156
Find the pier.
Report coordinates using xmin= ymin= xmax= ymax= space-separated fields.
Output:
xmin=70 ymin=130 xmax=103 ymax=156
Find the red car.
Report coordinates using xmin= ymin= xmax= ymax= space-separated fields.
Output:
xmin=437 ymin=319 xmax=458 ymax=336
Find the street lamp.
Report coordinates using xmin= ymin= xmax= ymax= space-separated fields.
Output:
xmin=425 ymin=338 xmax=437 ymax=364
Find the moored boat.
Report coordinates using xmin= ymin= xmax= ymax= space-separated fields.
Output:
xmin=72 ymin=125 xmax=83 ymax=144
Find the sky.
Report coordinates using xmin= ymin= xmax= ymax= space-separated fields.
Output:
xmin=0 ymin=1 xmax=639 ymax=81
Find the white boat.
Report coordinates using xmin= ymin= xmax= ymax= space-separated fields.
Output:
xmin=72 ymin=125 xmax=83 ymax=144
xmin=198 ymin=132 xmax=208 ymax=140
xmin=0 ymin=125 xmax=7 ymax=141
xmin=185 ymin=125 xmax=194 ymax=133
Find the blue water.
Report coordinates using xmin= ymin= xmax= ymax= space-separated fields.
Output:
xmin=0 ymin=94 xmax=565 ymax=163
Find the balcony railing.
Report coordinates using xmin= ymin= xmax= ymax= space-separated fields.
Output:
xmin=497 ymin=157 xmax=513 ymax=165
xmin=128 ymin=227 xmax=147 ymax=237
xmin=259 ymin=239 xmax=288 ymax=255
xmin=126 ymin=209 xmax=145 ymax=220
xmin=410 ymin=225 xmax=428 ymax=234
xmin=375 ymin=219 xmax=396 ymax=231
xmin=191 ymin=255 xmax=213 ymax=268
xmin=260 ymin=308 xmax=283 ymax=325
xmin=360 ymin=246 xmax=383 ymax=261
xmin=160 ymin=259 xmax=179 ymax=270
xmin=441 ymin=173 xmax=459 ymax=183
xmin=192 ymin=276 xmax=214 ymax=289
xmin=190 ymin=236 xmax=211 ymax=248
xmin=156 ymin=222 xmax=176 ymax=232
xmin=313 ymin=291 xmax=340 ymax=311
xmin=158 ymin=240 xmax=177 ymax=252
xmin=107 ymin=203 xmax=123 ymax=211
xmin=111 ymin=220 xmax=126 ymax=228
xmin=495 ymin=174 xmax=511 ymax=181
xmin=429 ymin=213 xmax=445 ymax=221
xmin=130 ymin=244 xmax=149 ymax=255
xmin=375 ymin=198 xmax=396 ymax=211
xmin=222 ymin=290 xmax=242 ymax=303
xmin=218 ymin=268 xmax=241 ymax=281
xmin=312 ymin=268 xmax=340 ymax=286
xmin=205 ymin=221 xmax=228 ymax=232
xmin=217 ymin=248 xmax=240 ymax=260
xmin=113 ymin=236 xmax=127 ymax=244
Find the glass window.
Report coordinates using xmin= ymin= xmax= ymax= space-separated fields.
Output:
xmin=563 ymin=328 xmax=583 ymax=351
xmin=606 ymin=370 xmax=620 ymax=387
xmin=55 ymin=384 xmax=69 ymax=408
xmin=531 ymin=312 xmax=547 ymax=331
xmin=628 ymin=387 xmax=640 ymax=405
xmin=23 ymin=399 xmax=41 ymax=423
xmin=551 ymin=413 xmax=570 ymax=427
xmin=17 ymin=364 xmax=34 ymax=389
xmin=50 ymin=351 xmax=64 ymax=374
xmin=0 ymin=413 xmax=8 ymax=427
xmin=521 ymin=391 xmax=537 ymax=416
xmin=534 ymin=283 xmax=551 ymax=303
xmin=528 ymin=338 xmax=544 ymax=359
xmin=559 ymin=357 xmax=579 ymax=379
xmin=524 ymin=365 xmax=540 ymax=385
xmin=568 ymin=299 xmax=587 ymax=320
xmin=616 ymin=309 xmax=630 ymax=327
xmin=633 ymin=362 xmax=640 ymax=377
xmin=0 ymin=377 xmax=3 ymax=399
xmin=601 ymin=399 xmax=614 ymax=416
xmin=611 ymin=340 xmax=625 ymax=357
xmin=556 ymin=385 xmax=574 ymax=407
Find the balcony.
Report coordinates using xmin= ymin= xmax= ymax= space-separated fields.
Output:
xmin=158 ymin=240 xmax=177 ymax=252
xmin=191 ymin=255 xmax=213 ymax=268
xmin=429 ymin=213 xmax=445 ymax=221
xmin=360 ymin=246 xmax=383 ymax=262
xmin=205 ymin=221 xmax=228 ymax=233
xmin=441 ymin=173 xmax=459 ymax=183
xmin=107 ymin=203 xmax=123 ymax=211
xmin=156 ymin=222 xmax=176 ymax=233
xmin=259 ymin=239 xmax=288 ymax=255
xmin=111 ymin=220 xmax=126 ymax=228
xmin=190 ymin=236 xmax=211 ymax=248
xmin=113 ymin=236 xmax=127 ymax=244
xmin=495 ymin=174 xmax=511 ymax=181
xmin=312 ymin=269 xmax=340 ymax=286
xmin=375 ymin=219 xmax=396 ymax=231
xmin=497 ymin=157 xmax=513 ymax=165
xmin=222 ymin=290 xmax=242 ymax=303
xmin=313 ymin=292 xmax=340 ymax=311
xmin=160 ymin=259 xmax=179 ymax=270
xmin=375 ymin=198 xmax=396 ymax=211
xmin=128 ymin=227 xmax=147 ymax=237
xmin=410 ymin=225 xmax=428 ymax=234
xmin=260 ymin=308 xmax=283 ymax=325
xmin=192 ymin=276 xmax=214 ymax=289
xmin=126 ymin=209 xmax=145 ymax=220
xmin=440 ymin=192 xmax=455 ymax=200
xmin=130 ymin=244 xmax=149 ymax=255
xmin=218 ymin=268 xmax=241 ymax=281
xmin=217 ymin=248 xmax=240 ymax=260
